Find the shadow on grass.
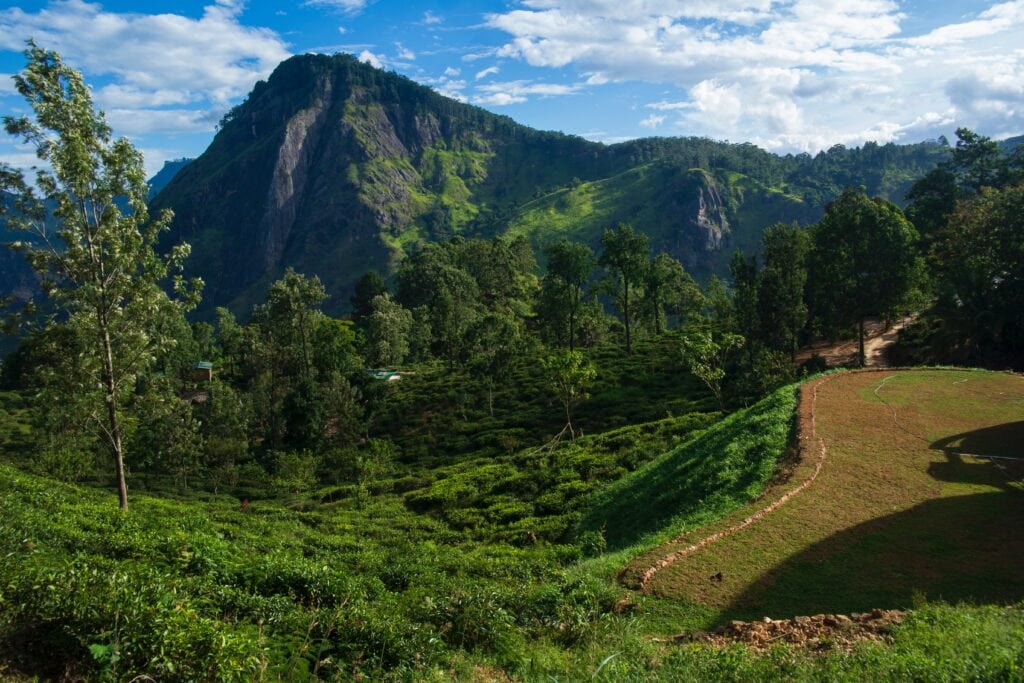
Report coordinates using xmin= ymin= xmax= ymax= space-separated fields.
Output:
xmin=931 ymin=421 xmax=1024 ymax=460
xmin=720 ymin=489 xmax=1024 ymax=624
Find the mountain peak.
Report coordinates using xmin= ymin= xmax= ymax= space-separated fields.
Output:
xmin=151 ymin=54 xmax=949 ymax=318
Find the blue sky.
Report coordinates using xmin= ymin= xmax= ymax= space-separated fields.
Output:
xmin=1 ymin=1 xmax=1022 ymax=177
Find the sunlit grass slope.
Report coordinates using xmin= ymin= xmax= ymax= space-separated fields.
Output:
xmin=582 ymin=382 xmax=800 ymax=552
xmin=634 ymin=369 xmax=1024 ymax=622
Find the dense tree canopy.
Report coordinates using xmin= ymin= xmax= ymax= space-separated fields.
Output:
xmin=807 ymin=187 xmax=923 ymax=365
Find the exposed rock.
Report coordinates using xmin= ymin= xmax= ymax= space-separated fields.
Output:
xmin=261 ymin=76 xmax=334 ymax=269
xmin=690 ymin=180 xmax=729 ymax=250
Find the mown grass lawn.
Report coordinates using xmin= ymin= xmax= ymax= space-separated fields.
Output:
xmin=633 ymin=369 xmax=1024 ymax=625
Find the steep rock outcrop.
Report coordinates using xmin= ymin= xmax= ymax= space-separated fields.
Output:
xmin=150 ymin=53 xmax=948 ymax=318
xmin=689 ymin=179 xmax=729 ymax=251
xmin=260 ymin=76 xmax=334 ymax=268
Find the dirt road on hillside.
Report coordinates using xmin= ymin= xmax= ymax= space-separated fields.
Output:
xmin=796 ymin=316 xmax=913 ymax=368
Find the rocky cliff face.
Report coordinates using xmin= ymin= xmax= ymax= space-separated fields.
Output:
xmin=260 ymin=75 xmax=334 ymax=269
xmin=689 ymin=178 xmax=729 ymax=251
xmin=153 ymin=53 xmax=603 ymax=315
xmin=151 ymin=53 xmax=945 ymax=317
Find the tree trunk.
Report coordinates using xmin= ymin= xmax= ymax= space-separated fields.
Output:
xmin=565 ymin=401 xmax=575 ymax=440
xmin=623 ymin=281 xmax=632 ymax=355
xmin=568 ymin=309 xmax=575 ymax=352
xmin=101 ymin=328 xmax=128 ymax=511
xmin=858 ymin=318 xmax=866 ymax=367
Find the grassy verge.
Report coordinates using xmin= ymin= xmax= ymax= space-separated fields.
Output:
xmin=581 ymin=381 xmax=800 ymax=554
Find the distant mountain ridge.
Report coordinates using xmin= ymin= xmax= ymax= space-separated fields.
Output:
xmin=149 ymin=53 xmax=953 ymax=317
xmin=148 ymin=158 xmax=192 ymax=199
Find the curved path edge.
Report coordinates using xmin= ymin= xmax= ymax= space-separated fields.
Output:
xmin=633 ymin=367 xmax=957 ymax=591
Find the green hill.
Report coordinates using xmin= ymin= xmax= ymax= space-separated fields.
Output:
xmin=150 ymin=53 xmax=949 ymax=317
xmin=628 ymin=369 xmax=1024 ymax=622
xmin=582 ymin=381 xmax=799 ymax=551
xmin=3 ymin=370 xmax=1023 ymax=679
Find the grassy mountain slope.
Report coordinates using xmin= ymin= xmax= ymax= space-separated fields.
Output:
xmin=150 ymin=53 xmax=950 ymax=318
xmin=507 ymin=163 xmax=818 ymax=277
xmin=581 ymin=381 xmax=799 ymax=551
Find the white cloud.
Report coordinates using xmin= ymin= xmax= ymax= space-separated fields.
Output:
xmin=423 ymin=10 xmax=443 ymax=25
xmin=105 ymin=108 xmax=217 ymax=135
xmin=423 ymin=68 xmax=468 ymax=101
xmin=358 ymin=50 xmax=384 ymax=69
xmin=909 ymin=0 xmax=1024 ymax=47
xmin=0 ymin=140 xmax=44 ymax=172
xmin=461 ymin=49 xmax=498 ymax=62
xmin=337 ymin=25 xmax=347 ymax=34
xmin=639 ymin=114 xmax=665 ymax=129
xmin=0 ymin=2 xmax=290 ymax=117
xmin=0 ymin=72 xmax=17 ymax=96
xmin=96 ymin=84 xmax=197 ymax=108
xmin=472 ymin=79 xmax=583 ymax=106
xmin=475 ymin=66 xmax=500 ymax=80
xmin=646 ymin=100 xmax=690 ymax=111
xmin=303 ymin=0 xmax=369 ymax=15
xmin=485 ymin=0 xmax=1024 ymax=151
xmin=475 ymin=92 xmax=525 ymax=106
xmin=0 ymin=1 xmax=294 ymax=171
xmin=0 ymin=2 xmax=290 ymax=104
xmin=396 ymin=43 xmax=416 ymax=60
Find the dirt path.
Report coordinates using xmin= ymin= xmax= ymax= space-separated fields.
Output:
xmin=796 ymin=316 xmax=913 ymax=368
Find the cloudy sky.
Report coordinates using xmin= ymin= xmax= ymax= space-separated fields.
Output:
xmin=1 ymin=0 xmax=1021 ymax=176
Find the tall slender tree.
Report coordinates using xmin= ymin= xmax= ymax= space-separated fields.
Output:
xmin=1 ymin=43 xmax=202 ymax=510
xmin=542 ymin=238 xmax=595 ymax=350
xmin=757 ymin=223 xmax=809 ymax=360
xmin=599 ymin=223 xmax=649 ymax=354
xmin=807 ymin=188 xmax=921 ymax=366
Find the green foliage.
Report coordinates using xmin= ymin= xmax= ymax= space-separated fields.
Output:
xmin=1 ymin=42 xmax=202 ymax=509
xmin=643 ymin=252 xmax=701 ymax=334
xmin=582 ymin=381 xmax=798 ymax=550
xmin=900 ymin=129 xmax=1024 ymax=367
xmin=542 ymin=350 xmax=597 ymax=437
xmin=929 ymin=183 xmax=1024 ymax=361
xmin=599 ymin=223 xmax=650 ymax=354
xmin=680 ymin=328 xmax=745 ymax=411
xmin=365 ymin=293 xmax=413 ymax=367
xmin=539 ymin=238 xmax=596 ymax=350
xmin=807 ymin=187 xmax=923 ymax=365
xmin=757 ymin=223 xmax=809 ymax=359
xmin=0 ymin=461 xmax=633 ymax=679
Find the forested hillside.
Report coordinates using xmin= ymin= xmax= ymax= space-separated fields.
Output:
xmin=150 ymin=53 xmax=949 ymax=317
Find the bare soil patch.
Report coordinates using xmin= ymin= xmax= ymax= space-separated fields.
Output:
xmin=662 ymin=609 xmax=907 ymax=652
xmin=797 ymin=316 xmax=913 ymax=368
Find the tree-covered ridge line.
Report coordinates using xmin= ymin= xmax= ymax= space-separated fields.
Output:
xmin=148 ymin=51 xmax=953 ymax=317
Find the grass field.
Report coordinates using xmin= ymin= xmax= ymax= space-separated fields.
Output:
xmin=3 ymin=370 xmax=1024 ymax=679
xmin=629 ymin=369 xmax=1024 ymax=623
